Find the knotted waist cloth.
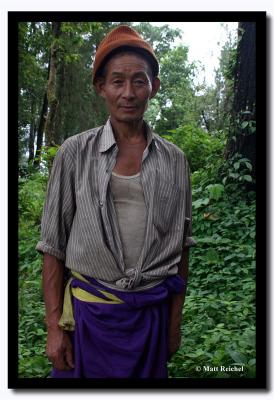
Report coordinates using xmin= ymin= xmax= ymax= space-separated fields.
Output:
xmin=51 ymin=271 xmax=186 ymax=378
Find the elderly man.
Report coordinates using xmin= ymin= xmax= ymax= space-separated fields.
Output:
xmin=36 ymin=25 xmax=196 ymax=379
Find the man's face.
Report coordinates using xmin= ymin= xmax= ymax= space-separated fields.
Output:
xmin=95 ymin=52 xmax=160 ymax=124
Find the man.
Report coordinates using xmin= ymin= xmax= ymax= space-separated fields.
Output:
xmin=36 ymin=25 xmax=196 ymax=378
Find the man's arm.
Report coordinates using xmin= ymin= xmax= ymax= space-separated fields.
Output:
xmin=42 ymin=253 xmax=74 ymax=370
xmin=168 ymin=248 xmax=189 ymax=359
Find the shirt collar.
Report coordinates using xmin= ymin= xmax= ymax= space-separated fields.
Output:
xmin=144 ymin=120 xmax=155 ymax=149
xmin=99 ymin=118 xmax=117 ymax=153
xmin=99 ymin=117 xmax=159 ymax=153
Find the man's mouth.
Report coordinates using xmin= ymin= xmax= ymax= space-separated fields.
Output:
xmin=119 ymin=106 xmax=138 ymax=112
xmin=119 ymin=104 xmax=138 ymax=108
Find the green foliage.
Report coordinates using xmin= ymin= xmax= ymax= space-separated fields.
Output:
xmin=37 ymin=145 xmax=60 ymax=172
xmin=19 ymin=172 xmax=48 ymax=227
xmin=18 ymin=22 xmax=51 ymax=164
xmin=193 ymin=26 xmax=237 ymax=134
xmin=220 ymin=152 xmax=254 ymax=188
xmin=133 ymin=22 xmax=182 ymax=60
xmin=163 ymin=124 xmax=225 ymax=172
xmin=151 ymin=45 xmax=198 ymax=133
xmin=19 ymin=173 xmax=51 ymax=377
xmin=168 ymin=145 xmax=255 ymax=378
xmin=235 ymin=111 xmax=256 ymax=136
xmin=206 ymin=183 xmax=225 ymax=201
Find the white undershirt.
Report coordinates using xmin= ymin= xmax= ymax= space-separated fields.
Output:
xmin=110 ymin=172 xmax=147 ymax=271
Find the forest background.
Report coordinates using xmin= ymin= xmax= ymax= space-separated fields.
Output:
xmin=18 ymin=20 xmax=256 ymax=378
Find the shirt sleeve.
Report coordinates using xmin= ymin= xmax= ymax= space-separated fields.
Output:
xmin=183 ymin=161 xmax=197 ymax=249
xmin=35 ymin=139 xmax=77 ymax=261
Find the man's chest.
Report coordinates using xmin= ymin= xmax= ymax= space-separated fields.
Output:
xmin=112 ymin=143 xmax=146 ymax=176
xmin=76 ymin=141 xmax=186 ymax=240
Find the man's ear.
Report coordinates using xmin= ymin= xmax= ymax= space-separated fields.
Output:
xmin=94 ymin=77 xmax=106 ymax=98
xmin=150 ymin=77 xmax=160 ymax=99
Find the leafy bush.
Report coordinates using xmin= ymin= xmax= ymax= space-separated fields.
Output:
xmin=220 ymin=152 xmax=254 ymax=187
xmin=162 ymin=124 xmax=225 ymax=172
xmin=168 ymin=149 xmax=256 ymax=378
xmin=19 ymin=173 xmax=52 ymax=378
xmin=19 ymin=172 xmax=48 ymax=226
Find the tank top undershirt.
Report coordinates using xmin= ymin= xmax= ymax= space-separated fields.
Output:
xmin=109 ymin=171 xmax=147 ymax=271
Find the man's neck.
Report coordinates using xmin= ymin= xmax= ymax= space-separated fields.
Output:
xmin=110 ymin=117 xmax=146 ymax=145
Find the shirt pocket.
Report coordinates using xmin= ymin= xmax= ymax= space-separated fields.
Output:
xmin=153 ymin=179 xmax=179 ymax=234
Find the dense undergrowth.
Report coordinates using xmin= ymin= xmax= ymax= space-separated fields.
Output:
xmin=18 ymin=172 xmax=52 ymax=377
xmin=167 ymin=126 xmax=255 ymax=378
xmin=168 ymin=155 xmax=256 ymax=378
xmin=18 ymin=130 xmax=256 ymax=378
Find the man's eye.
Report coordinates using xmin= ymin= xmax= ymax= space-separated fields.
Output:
xmin=134 ymin=80 xmax=145 ymax=85
xmin=113 ymin=80 xmax=123 ymax=84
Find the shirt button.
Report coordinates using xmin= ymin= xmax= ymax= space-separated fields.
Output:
xmin=99 ymin=200 xmax=103 ymax=207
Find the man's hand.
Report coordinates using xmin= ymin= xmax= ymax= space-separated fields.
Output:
xmin=168 ymin=324 xmax=181 ymax=360
xmin=168 ymin=248 xmax=189 ymax=361
xmin=46 ymin=326 xmax=74 ymax=370
xmin=42 ymin=254 xmax=74 ymax=370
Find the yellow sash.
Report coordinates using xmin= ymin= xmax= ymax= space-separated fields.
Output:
xmin=58 ymin=271 xmax=123 ymax=331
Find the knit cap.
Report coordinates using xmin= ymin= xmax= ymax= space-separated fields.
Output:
xmin=92 ymin=25 xmax=159 ymax=84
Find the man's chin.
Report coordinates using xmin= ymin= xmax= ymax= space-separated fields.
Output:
xmin=114 ymin=114 xmax=144 ymax=123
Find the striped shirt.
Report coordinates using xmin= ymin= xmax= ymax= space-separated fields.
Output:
xmin=36 ymin=118 xmax=196 ymax=291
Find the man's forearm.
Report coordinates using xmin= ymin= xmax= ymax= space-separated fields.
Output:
xmin=42 ymin=254 xmax=75 ymax=370
xmin=169 ymin=248 xmax=189 ymax=328
xmin=42 ymin=253 xmax=65 ymax=329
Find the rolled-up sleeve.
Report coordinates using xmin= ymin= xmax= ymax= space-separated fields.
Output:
xmin=36 ymin=139 xmax=77 ymax=261
xmin=183 ymin=162 xmax=197 ymax=249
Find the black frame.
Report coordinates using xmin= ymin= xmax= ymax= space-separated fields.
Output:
xmin=9 ymin=10 xmax=267 ymax=390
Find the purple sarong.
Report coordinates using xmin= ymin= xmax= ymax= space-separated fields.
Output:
xmin=51 ymin=274 xmax=185 ymax=378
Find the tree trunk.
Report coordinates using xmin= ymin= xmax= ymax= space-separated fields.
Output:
xmin=28 ymin=96 xmax=36 ymax=164
xmin=234 ymin=22 xmax=256 ymax=117
xmin=27 ymin=22 xmax=37 ymax=165
xmin=201 ymin=110 xmax=210 ymax=132
xmin=44 ymin=21 xmax=61 ymax=147
xmin=33 ymin=91 xmax=48 ymax=168
xmin=226 ymin=22 xmax=256 ymax=176
xmin=54 ymin=57 xmax=66 ymax=144
xmin=33 ymin=53 xmax=51 ymax=168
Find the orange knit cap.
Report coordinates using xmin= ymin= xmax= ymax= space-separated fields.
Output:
xmin=92 ymin=25 xmax=159 ymax=84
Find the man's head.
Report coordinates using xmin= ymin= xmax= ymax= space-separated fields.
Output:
xmin=93 ymin=25 xmax=160 ymax=124
xmin=92 ymin=25 xmax=159 ymax=84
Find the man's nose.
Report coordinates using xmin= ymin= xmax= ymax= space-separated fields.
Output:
xmin=122 ymin=81 xmax=135 ymax=99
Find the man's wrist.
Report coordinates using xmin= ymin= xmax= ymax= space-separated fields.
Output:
xmin=44 ymin=317 xmax=62 ymax=330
